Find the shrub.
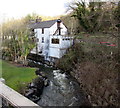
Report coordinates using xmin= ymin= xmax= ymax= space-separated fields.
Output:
xmin=56 ymin=43 xmax=85 ymax=71
xmin=56 ymin=36 xmax=119 ymax=106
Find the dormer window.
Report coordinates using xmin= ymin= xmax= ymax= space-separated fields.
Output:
xmin=42 ymin=28 xmax=44 ymax=34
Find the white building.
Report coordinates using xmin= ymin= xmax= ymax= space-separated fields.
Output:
xmin=30 ymin=19 xmax=73 ymax=63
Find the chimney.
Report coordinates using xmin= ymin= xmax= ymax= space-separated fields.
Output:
xmin=36 ymin=17 xmax=42 ymax=23
xmin=57 ymin=19 xmax=61 ymax=35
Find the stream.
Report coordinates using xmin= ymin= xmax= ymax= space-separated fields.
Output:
xmin=25 ymin=60 xmax=90 ymax=106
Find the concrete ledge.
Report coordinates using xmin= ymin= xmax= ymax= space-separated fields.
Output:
xmin=0 ymin=81 xmax=40 ymax=107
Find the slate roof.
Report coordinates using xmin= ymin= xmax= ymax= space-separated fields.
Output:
xmin=29 ymin=19 xmax=58 ymax=29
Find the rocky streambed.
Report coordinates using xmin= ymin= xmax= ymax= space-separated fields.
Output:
xmin=25 ymin=61 xmax=90 ymax=106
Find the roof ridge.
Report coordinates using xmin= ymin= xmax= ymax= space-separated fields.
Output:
xmin=41 ymin=19 xmax=58 ymax=22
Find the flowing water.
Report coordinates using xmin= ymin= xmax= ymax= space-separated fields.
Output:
xmin=27 ymin=60 xmax=90 ymax=106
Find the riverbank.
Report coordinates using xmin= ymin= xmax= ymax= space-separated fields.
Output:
xmin=24 ymin=62 xmax=90 ymax=106
xmin=56 ymin=35 xmax=119 ymax=106
xmin=1 ymin=60 xmax=37 ymax=92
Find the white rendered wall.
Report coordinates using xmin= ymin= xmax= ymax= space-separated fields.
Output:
xmin=49 ymin=22 xmax=67 ymax=35
xmin=35 ymin=28 xmax=50 ymax=56
xmin=48 ymin=35 xmax=73 ymax=58
xmin=48 ymin=35 xmax=60 ymax=58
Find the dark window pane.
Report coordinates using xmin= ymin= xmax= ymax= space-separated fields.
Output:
xmin=51 ymin=38 xmax=59 ymax=44
xmin=42 ymin=37 xmax=44 ymax=43
xmin=42 ymin=28 xmax=44 ymax=34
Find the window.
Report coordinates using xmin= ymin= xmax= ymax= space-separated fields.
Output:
xmin=42 ymin=28 xmax=44 ymax=34
xmin=42 ymin=37 xmax=44 ymax=43
xmin=51 ymin=38 xmax=59 ymax=44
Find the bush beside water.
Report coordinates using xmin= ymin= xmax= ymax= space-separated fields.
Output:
xmin=56 ymin=35 xmax=119 ymax=106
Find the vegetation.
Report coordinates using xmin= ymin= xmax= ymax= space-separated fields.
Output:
xmin=1 ymin=60 xmax=36 ymax=93
xmin=57 ymin=2 xmax=119 ymax=104
xmin=56 ymin=34 xmax=119 ymax=106
xmin=1 ymin=1 xmax=119 ymax=64
xmin=56 ymin=35 xmax=118 ymax=71
xmin=1 ymin=17 xmax=36 ymax=65
xmin=1 ymin=0 xmax=119 ymax=106
xmin=1 ymin=13 xmax=62 ymax=65
xmin=62 ymin=1 xmax=118 ymax=35
xmin=56 ymin=42 xmax=84 ymax=71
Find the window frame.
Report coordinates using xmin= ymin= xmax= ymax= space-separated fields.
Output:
xmin=51 ymin=38 xmax=59 ymax=44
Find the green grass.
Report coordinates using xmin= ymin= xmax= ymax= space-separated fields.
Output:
xmin=1 ymin=60 xmax=37 ymax=91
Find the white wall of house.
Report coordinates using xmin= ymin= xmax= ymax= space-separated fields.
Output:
xmin=49 ymin=22 xmax=67 ymax=35
xmin=35 ymin=28 xmax=50 ymax=56
xmin=49 ymin=35 xmax=73 ymax=59
xmin=49 ymin=35 xmax=61 ymax=58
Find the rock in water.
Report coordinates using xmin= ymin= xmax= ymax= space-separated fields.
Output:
xmin=25 ymin=76 xmax=45 ymax=103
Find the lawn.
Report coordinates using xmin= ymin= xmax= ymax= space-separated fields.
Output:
xmin=1 ymin=60 xmax=37 ymax=92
